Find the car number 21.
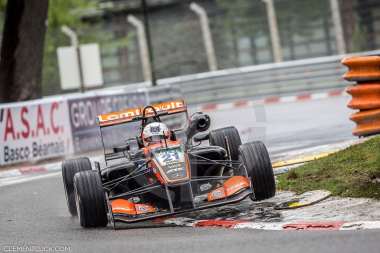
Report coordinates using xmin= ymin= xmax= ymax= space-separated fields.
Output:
xmin=161 ymin=150 xmax=180 ymax=162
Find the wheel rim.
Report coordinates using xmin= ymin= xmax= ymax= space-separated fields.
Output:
xmin=74 ymin=186 xmax=82 ymax=224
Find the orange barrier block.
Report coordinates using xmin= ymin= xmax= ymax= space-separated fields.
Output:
xmin=350 ymin=108 xmax=380 ymax=136
xmin=342 ymin=56 xmax=380 ymax=82
xmin=347 ymin=84 xmax=380 ymax=110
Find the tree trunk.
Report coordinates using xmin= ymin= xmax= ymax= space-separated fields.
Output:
xmin=0 ymin=0 xmax=49 ymax=103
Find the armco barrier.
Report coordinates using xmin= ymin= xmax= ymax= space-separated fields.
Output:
xmin=159 ymin=49 xmax=380 ymax=105
xmin=342 ymin=56 xmax=380 ymax=136
xmin=0 ymin=85 xmax=181 ymax=166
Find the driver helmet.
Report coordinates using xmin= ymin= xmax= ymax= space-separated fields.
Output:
xmin=142 ymin=122 xmax=170 ymax=144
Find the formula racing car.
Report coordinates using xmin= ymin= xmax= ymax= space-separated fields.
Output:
xmin=61 ymin=100 xmax=275 ymax=228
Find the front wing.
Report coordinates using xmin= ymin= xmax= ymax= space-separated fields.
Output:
xmin=108 ymin=176 xmax=253 ymax=223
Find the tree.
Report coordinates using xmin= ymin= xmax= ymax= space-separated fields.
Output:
xmin=42 ymin=0 xmax=95 ymax=95
xmin=0 ymin=0 xmax=49 ymax=102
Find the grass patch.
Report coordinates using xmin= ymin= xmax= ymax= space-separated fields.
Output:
xmin=277 ymin=136 xmax=380 ymax=199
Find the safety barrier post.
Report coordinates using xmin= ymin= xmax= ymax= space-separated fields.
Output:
xmin=342 ymin=56 xmax=380 ymax=136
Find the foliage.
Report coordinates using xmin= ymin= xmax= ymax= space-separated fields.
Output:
xmin=42 ymin=0 xmax=137 ymax=95
xmin=47 ymin=0 xmax=93 ymax=28
xmin=216 ymin=0 xmax=329 ymax=38
xmin=0 ymin=0 xmax=5 ymax=10
xmin=216 ymin=0 xmax=266 ymax=36
xmin=42 ymin=0 xmax=94 ymax=94
xmin=277 ymin=137 xmax=380 ymax=199
xmin=351 ymin=21 xmax=369 ymax=52
xmin=0 ymin=0 xmax=6 ymax=32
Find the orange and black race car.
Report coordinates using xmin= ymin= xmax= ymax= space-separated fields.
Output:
xmin=61 ymin=100 xmax=275 ymax=228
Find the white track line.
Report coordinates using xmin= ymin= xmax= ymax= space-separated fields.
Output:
xmin=0 ymin=172 xmax=61 ymax=187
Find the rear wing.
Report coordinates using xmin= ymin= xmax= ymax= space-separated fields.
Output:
xmin=97 ymin=100 xmax=187 ymax=127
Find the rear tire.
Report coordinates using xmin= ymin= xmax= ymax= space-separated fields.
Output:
xmin=239 ymin=141 xmax=275 ymax=201
xmin=209 ymin=126 xmax=242 ymax=160
xmin=74 ymin=171 xmax=108 ymax=228
xmin=62 ymin=157 xmax=92 ymax=216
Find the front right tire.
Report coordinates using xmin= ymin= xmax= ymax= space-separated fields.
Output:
xmin=239 ymin=141 xmax=276 ymax=201
xmin=74 ymin=170 xmax=108 ymax=228
xmin=209 ymin=126 xmax=242 ymax=160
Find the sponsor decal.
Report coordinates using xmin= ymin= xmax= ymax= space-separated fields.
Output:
xmin=200 ymin=183 xmax=212 ymax=192
xmin=97 ymin=108 xmax=141 ymax=125
xmin=98 ymin=100 xmax=186 ymax=126
xmin=212 ymin=189 xmax=225 ymax=198
xmin=136 ymin=205 xmax=148 ymax=212
xmin=228 ymin=182 xmax=246 ymax=191
xmin=209 ymin=188 xmax=226 ymax=201
xmin=68 ymin=92 xmax=147 ymax=152
xmin=150 ymin=125 xmax=161 ymax=133
xmin=135 ymin=203 xmax=156 ymax=214
xmin=0 ymin=101 xmax=73 ymax=165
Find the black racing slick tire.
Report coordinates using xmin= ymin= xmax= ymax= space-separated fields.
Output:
xmin=209 ymin=126 xmax=242 ymax=160
xmin=239 ymin=141 xmax=275 ymax=201
xmin=62 ymin=157 xmax=92 ymax=216
xmin=74 ymin=171 xmax=108 ymax=228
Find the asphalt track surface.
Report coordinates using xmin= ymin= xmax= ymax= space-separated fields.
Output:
xmin=204 ymin=95 xmax=355 ymax=158
xmin=1 ymin=96 xmax=379 ymax=253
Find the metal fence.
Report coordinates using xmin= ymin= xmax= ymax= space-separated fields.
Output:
xmin=156 ymin=49 xmax=380 ymax=104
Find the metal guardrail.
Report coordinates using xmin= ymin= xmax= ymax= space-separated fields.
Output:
xmin=156 ymin=50 xmax=380 ymax=104
xmin=40 ymin=49 xmax=380 ymax=107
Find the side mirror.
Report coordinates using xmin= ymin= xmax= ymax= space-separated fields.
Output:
xmin=186 ymin=112 xmax=211 ymax=144
xmin=193 ymin=132 xmax=209 ymax=142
